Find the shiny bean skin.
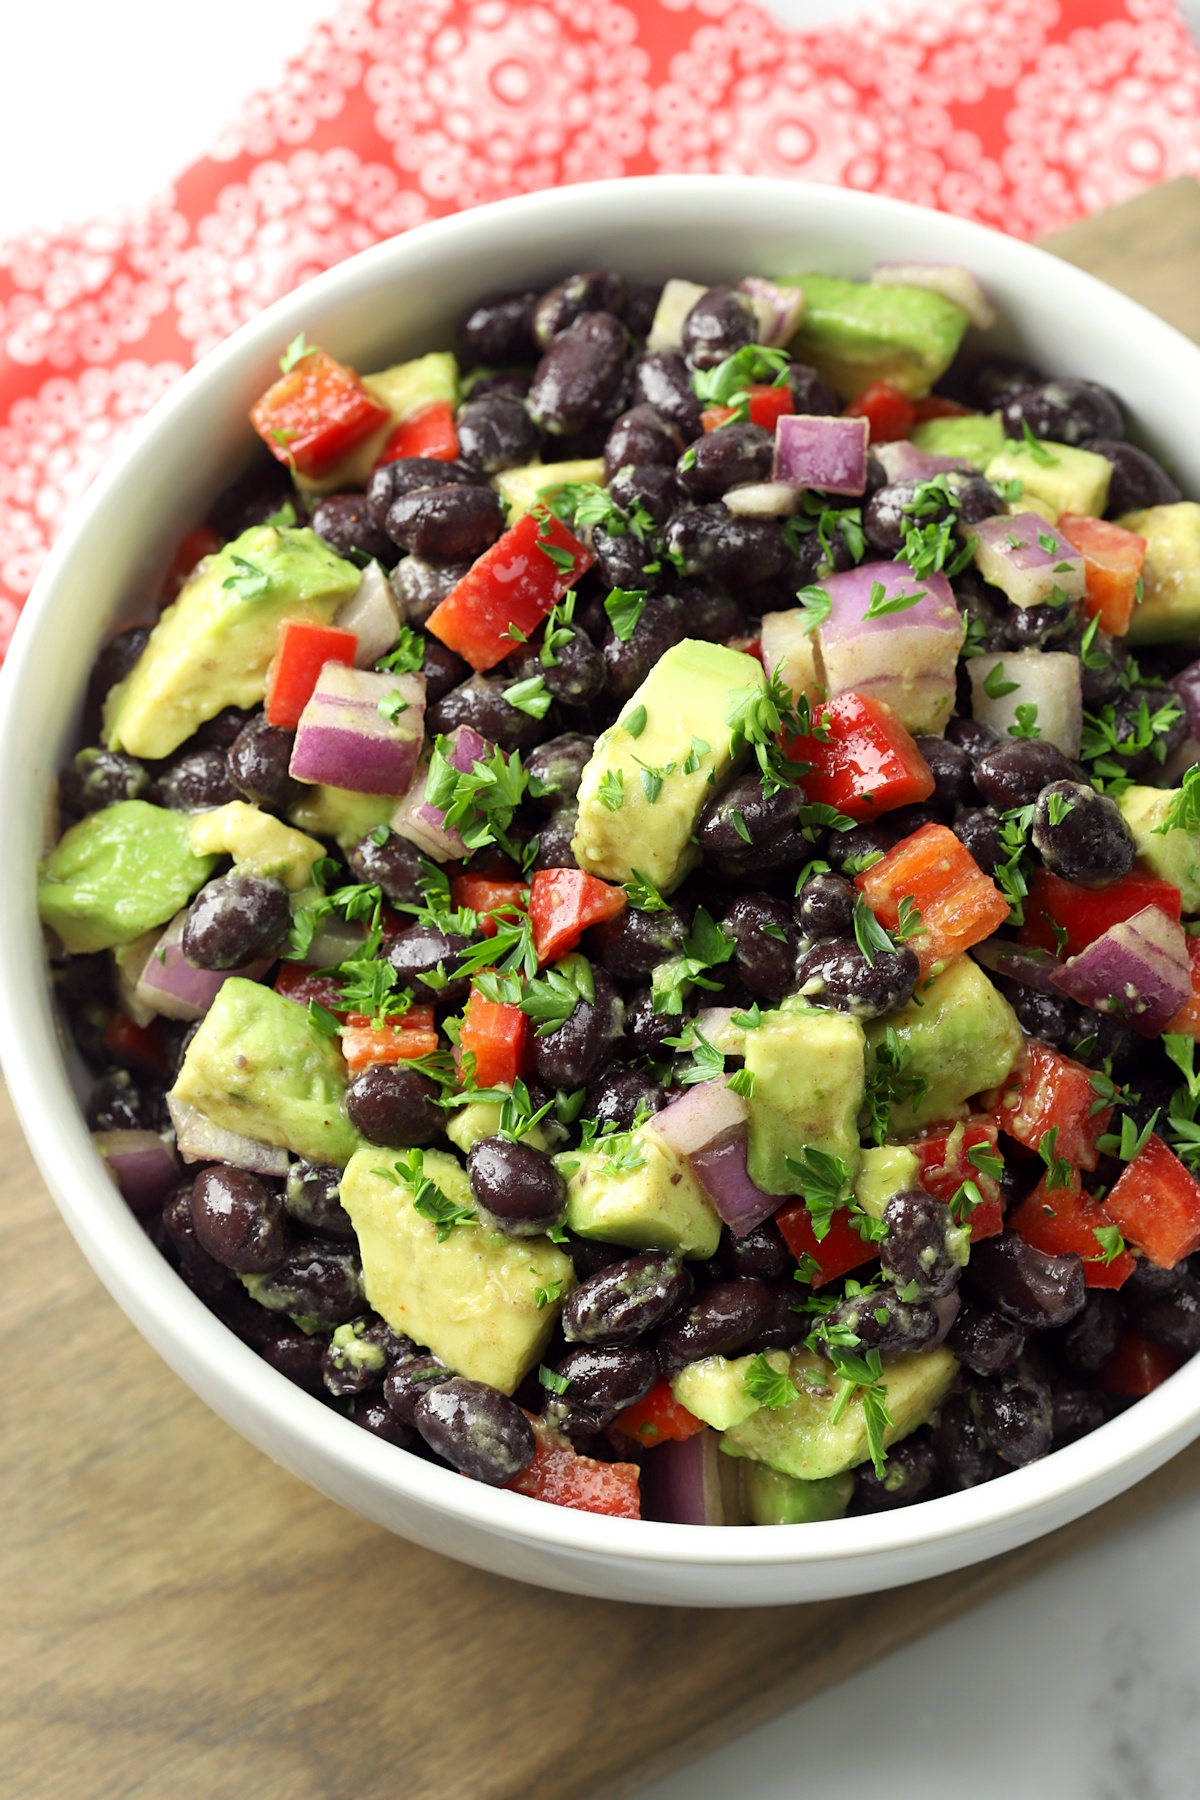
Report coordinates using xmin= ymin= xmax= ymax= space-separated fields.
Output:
xmin=743 ymin=1281 xmax=808 ymax=1355
xmin=284 ymin=1161 xmax=355 ymax=1240
xmin=345 ymin=828 xmax=426 ymax=906
xmin=457 ymin=288 xmax=539 ymax=365
xmin=682 ymin=287 xmax=757 ymax=369
xmin=1106 ymin=685 xmax=1189 ymax=781
xmin=190 ymin=1166 xmax=288 ymax=1274
xmin=60 ymin=748 xmax=150 ymax=817
xmin=421 ymin=637 xmax=470 ymax=707
xmin=349 ymin=1392 xmax=416 ymax=1448
xmin=718 ymin=1220 xmax=792 ymax=1283
xmin=607 ymin=462 xmax=685 ymax=526
xmin=1002 ymin=597 xmax=1079 ymax=652
xmin=530 ymin=811 xmax=579 ymax=872
xmin=156 ymin=748 xmax=239 ymax=812
xmin=656 ymin=1279 xmax=775 ymax=1374
xmin=1119 ymin=1263 xmax=1200 ymax=1355
xmin=226 ymin=713 xmax=296 ymax=810
xmin=913 ymin=736 xmax=974 ymax=812
xmin=863 ymin=480 xmax=923 ymax=556
xmin=723 ymin=893 xmax=799 ymax=1002
xmin=562 ymin=1253 xmax=693 ymax=1345
xmin=346 ymin=1066 xmax=443 ymax=1148
xmin=390 ymin=555 xmax=473 ymax=627
xmin=678 ymin=423 xmax=774 ymax=497
xmin=532 ymin=967 xmax=624 ymax=1090
xmin=524 ymin=734 xmax=594 ymax=811
xmin=1000 ymin=379 xmax=1124 ymax=447
xmin=1061 ymin=1289 xmax=1124 ymax=1371
xmin=699 ymin=772 xmax=801 ymax=856
xmin=932 ymin=1391 xmax=997 ymax=1490
xmin=824 ymin=1285 xmax=940 ymax=1355
xmin=455 ymin=392 xmax=541 ymax=473
xmin=427 ymin=674 xmax=547 ymax=753
xmin=851 ymin=1434 xmax=939 ymax=1513
xmin=591 ymin=524 xmax=659 ymax=594
xmin=467 ymin=1136 xmax=567 ymax=1237
xmin=880 ymin=1190 xmax=966 ymax=1302
xmin=623 ymin=986 xmax=676 ymax=1059
xmin=795 ymin=937 xmax=918 ymax=1020
xmin=260 ymin=1324 xmax=329 ymax=1396
xmin=976 ymin=1366 xmax=1053 ymax=1466
xmin=663 ymin=505 xmax=791 ymax=588
xmin=1031 ymin=780 xmax=1136 ymax=887
xmin=321 ymin=1315 xmax=413 ymax=1397
xmin=1082 ymin=437 xmax=1181 ymax=514
xmin=945 ymin=716 xmax=1001 ymax=764
xmin=588 ymin=905 xmax=686 ymax=982
xmin=386 ymin=923 xmax=472 ymax=1003
xmin=964 ymin=1233 xmax=1087 ymax=1330
xmin=951 ymin=807 xmax=1004 ymax=875
xmin=162 ymin=1185 xmax=234 ymax=1298
xmin=88 ymin=625 xmax=150 ymax=715
xmin=946 ymin=1301 xmax=1026 ymax=1377
xmin=385 ymin=482 xmax=505 ymax=562
xmin=624 ymin=281 xmax=662 ymax=339
xmin=674 ymin=583 xmax=745 ymax=644
xmin=532 ymin=271 xmax=629 ymax=345
xmin=604 ymin=404 xmax=683 ymax=479
xmin=384 ymin=1350 xmax=453 ymax=1424
xmin=182 ymin=873 xmax=291 ymax=969
xmin=564 ymin=1230 xmax=629 ymax=1283
xmin=631 ymin=351 xmax=704 ymax=439
xmin=602 ymin=593 xmax=686 ymax=702
xmin=528 ymin=312 xmax=628 ymax=436
xmin=786 ymin=361 xmax=840 ymax=416
xmin=965 ymin=354 xmax=1043 ymax=411
xmin=86 ymin=1067 xmax=144 ymax=1133
xmin=795 ymin=871 xmax=856 ymax=940
xmin=951 ymin=472 xmax=1005 ymax=525
xmin=508 ymin=627 xmax=605 ymax=708
xmin=584 ymin=1064 xmax=666 ymax=1132
xmin=973 ymin=740 xmax=1083 ymax=812
xmin=367 ymin=456 xmax=485 ymax=535
xmin=413 ymin=1377 xmax=537 ymax=1483
xmin=246 ymin=1240 xmax=365 ymax=1329
xmin=310 ymin=492 xmax=400 ymax=568
xmin=551 ymin=1344 xmax=658 ymax=1424
xmin=1052 ymin=1388 xmax=1111 ymax=1447
xmin=208 ymin=459 xmax=299 ymax=540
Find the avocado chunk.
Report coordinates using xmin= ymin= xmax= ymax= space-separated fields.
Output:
xmin=671 ymin=1351 xmax=794 ymax=1432
xmin=783 ymin=273 xmax=969 ymax=401
xmin=743 ymin=1003 xmax=865 ymax=1196
xmin=296 ymin=352 xmax=461 ymax=496
xmin=910 ymin=411 xmax=1005 ymax=470
xmin=563 ymin=1126 xmax=722 ymax=1260
xmin=493 ymin=459 xmax=608 ymax=521
xmin=169 ymin=976 xmax=360 ymax=1166
xmin=854 ymin=1144 xmax=921 ymax=1220
xmin=573 ymin=639 xmax=766 ymax=892
xmin=445 ymin=1099 xmax=552 ymax=1156
xmin=864 ymin=957 xmax=1022 ymax=1134
xmin=38 ymin=800 xmax=218 ymax=954
xmin=188 ymin=801 xmax=326 ymax=891
xmin=339 ymin=1148 xmax=573 ymax=1393
xmin=1120 ymin=503 xmax=1200 ymax=644
xmin=1118 ymin=785 xmax=1200 ymax=908
xmin=722 ymin=1347 xmax=957 ymax=1480
xmin=742 ymin=1463 xmax=854 ymax=1525
xmin=287 ymin=784 xmax=395 ymax=852
xmin=105 ymin=525 xmax=362 ymax=760
xmin=983 ymin=438 xmax=1111 ymax=523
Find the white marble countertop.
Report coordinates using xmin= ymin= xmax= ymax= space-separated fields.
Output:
xmin=7 ymin=5 xmax=1200 ymax=1796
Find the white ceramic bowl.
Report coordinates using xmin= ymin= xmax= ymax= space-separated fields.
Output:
xmin=4 ymin=175 xmax=1200 ymax=1607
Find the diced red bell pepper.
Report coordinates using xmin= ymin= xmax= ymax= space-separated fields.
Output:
xmin=1010 ymin=1170 xmax=1135 ymax=1289
xmin=274 ymin=964 xmax=353 ymax=1020
xmin=913 ymin=1117 xmax=1005 ymax=1241
xmin=725 ymin=634 xmax=764 ymax=662
xmin=264 ymin=619 xmax=358 ymax=730
xmin=102 ymin=1010 xmax=170 ymax=1077
xmin=1098 ymin=1330 xmax=1183 ymax=1397
xmin=1167 ymin=934 xmax=1200 ymax=1037
xmin=250 ymin=346 xmax=391 ymax=478
xmin=844 ymin=381 xmax=917 ymax=444
xmin=340 ymin=1008 xmax=439 ymax=1073
xmin=425 ymin=509 xmax=594 ymax=672
xmin=376 ymin=400 xmax=459 ymax=466
xmin=458 ymin=985 xmax=528 ymax=1089
xmin=1057 ymin=513 xmax=1147 ymax=638
xmin=528 ymin=868 xmax=626 ymax=967
xmin=449 ymin=872 xmax=528 ymax=936
xmin=776 ymin=1199 xmax=878 ymax=1287
xmin=1103 ymin=1134 xmax=1200 ymax=1269
xmin=506 ymin=1416 xmax=641 ymax=1518
xmin=701 ymin=384 xmax=795 ymax=434
xmin=856 ymin=823 xmax=1010 ymax=976
xmin=783 ymin=692 xmax=935 ymax=822
xmin=160 ymin=524 xmax=221 ymax=603
xmin=613 ymin=1379 xmax=706 ymax=1447
xmin=1020 ymin=867 xmax=1182 ymax=959
xmin=911 ymin=395 xmax=973 ymax=423
xmin=987 ymin=1040 xmax=1111 ymax=1173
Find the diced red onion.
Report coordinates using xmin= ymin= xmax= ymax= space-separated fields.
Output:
xmin=1051 ymin=904 xmax=1192 ymax=1037
xmin=968 ymin=649 xmax=1082 ymax=759
xmin=760 ymin=608 xmax=822 ymax=702
xmin=646 ymin=279 xmax=709 ymax=354
xmin=391 ymin=725 xmax=493 ymax=862
xmin=690 ymin=1007 xmax=744 ymax=1053
xmin=815 ymin=558 xmax=962 ymax=735
xmin=773 ymin=414 xmax=869 ymax=495
xmin=649 ymin=1078 xmax=749 ymax=1158
xmin=691 ymin=1135 xmax=781 ymax=1237
xmin=971 ymin=939 xmax=1062 ymax=992
xmin=135 ymin=911 xmax=271 ymax=1022
xmin=874 ymin=440 xmax=971 ymax=483
xmin=638 ymin=1427 xmax=731 ymax=1526
xmin=305 ymin=916 xmax=367 ymax=969
xmin=971 ymin=512 xmax=1086 ymax=611
xmin=167 ymin=1094 xmax=292 ymax=1175
xmin=1170 ymin=660 xmax=1200 ymax=738
xmin=870 ymin=260 xmax=998 ymax=331
xmin=93 ymin=1128 xmax=180 ymax=1215
xmin=723 ymin=481 xmax=800 ymax=518
xmin=334 ymin=561 xmax=402 ymax=668
xmin=290 ymin=664 xmax=425 ymax=796
xmin=925 ymin=1291 xmax=961 ymax=1353
xmin=738 ymin=276 xmax=806 ymax=348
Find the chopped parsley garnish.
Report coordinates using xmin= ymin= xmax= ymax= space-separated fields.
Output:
xmin=663 ymin=1024 xmax=726 ymax=1086
xmin=782 ymin=1147 xmax=852 ymax=1241
xmin=625 ymin=869 xmax=669 ymax=912
xmin=863 ymin=1026 xmax=928 ymax=1145
xmin=221 ymin=554 xmax=270 ymax=600
xmin=279 ymin=331 xmax=315 ymax=374
xmin=538 ymin=589 xmax=578 ymax=666
xmin=423 ymin=735 xmax=529 ymax=860
xmin=725 ymin=666 xmax=812 ymax=800
xmin=1036 ymin=1124 xmax=1073 ymax=1191
xmin=539 ymin=1364 xmax=570 ymax=1394
xmin=377 ymin=689 xmax=409 ymax=724
xmin=624 ymin=703 xmax=648 ymax=739
xmin=1017 ymin=419 xmax=1057 ymax=465
xmin=1008 ymin=703 xmax=1040 ymax=740
xmin=892 ymin=895 xmax=925 ymax=945
xmin=795 ymin=585 xmax=832 ymax=636
xmin=967 ymin=1142 xmax=1004 ymax=1182
xmin=650 ymin=906 xmax=736 ymax=1015
xmin=825 ymin=1345 xmax=893 ymax=1479
xmin=598 ymin=768 xmax=625 ymax=812
xmin=1096 ymin=1109 xmax=1159 ymax=1163
xmin=852 ymin=894 xmax=896 ymax=967
xmin=306 ymin=999 xmax=340 ymax=1038
xmin=604 ymin=587 xmax=646 ymax=642
xmin=520 ymin=955 xmax=594 ymax=1037
xmin=502 ymin=675 xmax=553 ymax=719
xmin=376 ymin=624 xmax=426 ymax=675
xmin=983 ymin=661 xmax=1020 ymax=699
xmin=531 ymin=505 xmax=577 ymax=572
xmin=861 ymin=580 xmax=927 ymax=621
xmin=1090 ymin=1224 xmax=1128 ymax=1267
xmin=1046 ymin=790 xmax=1075 ymax=827
xmin=743 ymin=1354 xmax=798 ymax=1410
xmin=1153 ymin=765 xmax=1200 ymax=836
xmin=690 ymin=343 xmax=791 ymax=417
xmin=399 ymin=1148 xmax=476 ymax=1242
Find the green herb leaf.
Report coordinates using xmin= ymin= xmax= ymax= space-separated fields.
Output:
xmin=625 ymin=870 xmax=668 ymax=912
xmin=604 ymin=587 xmax=646 ymax=642
xmin=983 ymin=660 xmax=1020 ymax=699
xmin=279 ymin=332 xmax=314 ymax=374
xmin=743 ymin=1354 xmax=798 ymax=1410
xmin=376 ymin=624 xmax=426 ymax=675
xmin=598 ymin=768 xmax=625 ymax=813
xmin=539 ymin=1364 xmax=570 ymax=1394
xmin=306 ymin=999 xmax=341 ymax=1038
xmin=377 ymin=689 xmax=409 ymax=724
xmin=502 ymin=675 xmax=553 ymax=720
xmin=221 ymin=554 xmax=270 ymax=600
xmin=795 ymin=585 xmax=832 ymax=636
xmin=1090 ymin=1224 xmax=1128 ymax=1267
xmin=862 ymin=580 xmax=927 ymax=621
xmin=853 ymin=894 xmax=895 ymax=967
xmin=624 ymin=704 xmax=648 ymax=739
xmin=782 ymin=1147 xmax=851 ymax=1241
xmin=1037 ymin=1124 xmax=1074 ymax=1191
xmin=1008 ymin=703 xmax=1040 ymax=740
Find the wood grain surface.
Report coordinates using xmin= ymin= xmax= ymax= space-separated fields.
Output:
xmin=5 ymin=177 xmax=1200 ymax=1800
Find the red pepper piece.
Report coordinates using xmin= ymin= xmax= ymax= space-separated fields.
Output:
xmin=612 ymin=1379 xmax=706 ymax=1447
xmin=159 ymin=524 xmax=222 ymax=604
xmin=340 ymin=1010 xmax=439 ymax=1073
xmin=425 ymin=510 xmax=594 ymax=672
xmin=910 ymin=395 xmax=973 ymax=423
xmin=843 ymin=381 xmax=916 ymax=444
xmin=264 ymin=619 xmax=358 ymax=730
xmin=250 ymin=347 xmax=391 ymax=478
xmin=912 ymin=1117 xmax=1005 ymax=1242
xmin=1167 ymin=934 xmax=1200 ymax=1037
xmin=701 ymin=385 xmax=795 ymax=434
xmin=274 ymin=964 xmax=353 ymax=1020
xmin=449 ymin=871 xmax=528 ymax=937
xmin=458 ymin=985 xmax=528 ymax=1088
xmin=1103 ymin=1134 xmax=1200 ymax=1269
xmin=855 ymin=822 xmax=1010 ymax=975
xmin=376 ymin=400 xmax=459 ymax=466
xmin=783 ymin=692 xmax=935 ymax=822
xmin=986 ymin=1040 xmax=1111 ymax=1173
xmin=506 ymin=1416 xmax=641 ymax=1518
xmin=775 ymin=1200 xmax=878 ymax=1287
xmin=1019 ymin=867 xmax=1182 ymax=960
xmin=1057 ymin=513 xmax=1147 ymax=638
xmin=1098 ymin=1330 xmax=1183 ymax=1396
xmin=1010 ymin=1170 xmax=1135 ymax=1289
xmin=528 ymin=868 xmax=626 ymax=967
xmin=101 ymin=1011 xmax=170 ymax=1077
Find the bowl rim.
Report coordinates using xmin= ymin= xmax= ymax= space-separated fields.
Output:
xmin=5 ymin=171 xmax=1200 ymax=1576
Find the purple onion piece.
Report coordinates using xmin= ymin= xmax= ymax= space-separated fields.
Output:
xmin=1050 ymin=904 xmax=1192 ymax=1038
xmin=289 ymin=664 xmax=425 ymax=795
xmin=807 ymin=557 xmax=962 ymax=734
xmin=1170 ymin=660 xmax=1200 ymax=738
xmin=773 ymin=413 xmax=870 ymax=495
xmin=870 ymin=259 xmax=998 ymax=331
xmin=971 ymin=512 xmax=1086 ymax=610
xmin=690 ymin=1135 xmax=780 ymax=1238
xmin=135 ymin=911 xmax=271 ymax=1022
xmin=874 ymin=440 xmax=971 ymax=483
xmin=971 ymin=939 xmax=1062 ymax=992
xmin=649 ymin=1078 xmax=749 ymax=1159
xmin=93 ymin=1129 xmax=180 ymax=1215
xmin=738 ymin=276 xmax=806 ymax=348
xmin=638 ymin=1427 xmax=733 ymax=1525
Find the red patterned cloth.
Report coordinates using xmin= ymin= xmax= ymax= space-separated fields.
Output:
xmin=2 ymin=0 xmax=1198 ymax=654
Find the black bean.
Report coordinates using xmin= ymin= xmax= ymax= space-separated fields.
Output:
xmin=1007 ymin=985 xmax=1076 ymax=1051
xmin=795 ymin=871 xmax=856 ymax=940
xmin=467 ymin=1136 xmax=567 ymax=1237
xmin=528 ymin=312 xmax=628 ymax=437
xmin=965 ymin=1233 xmax=1086 ymax=1329
xmin=588 ymin=906 xmax=686 ymax=982
xmin=367 ymin=457 xmax=484 ymax=535
xmin=678 ymin=422 xmax=774 ymax=498
xmin=708 ymin=827 xmax=809 ymax=884
xmin=951 ymin=472 xmax=1005 ymax=526
xmin=162 ymin=1185 xmax=232 ymax=1297
xmin=1001 ymin=379 xmax=1124 ymax=447
xmin=675 ymin=583 xmax=746 ymax=644
xmin=795 ymin=936 xmax=918 ymax=1020
xmin=973 ymin=740 xmax=1082 ymax=811
xmin=350 ymin=1392 xmax=415 ymax=1447
xmin=1082 ymin=437 xmax=1181 ymax=515
xmin=699 ymin=774 xmax=800 ymax=859
xmin=881 ymin=1190 xmax=965 ymax=1301
xmin=632 ymin=351 xmax=704 ymax=439
xmin=384 ymin=1350 xmax=453 ymax=1424
xmin=529 ymin=811 xmax=578 ymax=872
xmin=284 ymin=1161 xmax=354 ymax=1240
xmin=458 ymin=288 xmax=539 ymax=364
xmin=552 ymin=1344 xmax=658 ymax=1424
xmin=1104 ymin=685 xmax=1188 ymax=780
xmin=583 ymin=1064 xmax=666 ymax=1133
xmin=260 ymin=1323 xmax=329 ymax=1395
xmin=1070 ymin=624 xmax=1126 ymax=708
xmin=590 ymin=524 xmax=658 ymax=594
xmin=247 ymin=1240 xmax=364 ymax=1329
xmin=1062 ymin=1290 xmax=1124 ymax=1371
xmin=86 ymin=1066 xmax=145 ymax=1132
xmin=346 ymin=1065 xmax=442 ymax=1148
xmin=207 ymin=457 xmax=298 ymax=540
xmin=60 ymin=748 xmax=150 ymax=818
xmin=455 ymin=391 xmax=541 ymax=474
xmin=682 ymin=287 xmax=756 ymax=370
xmin=156 ymin=748 xmax=239 ymax=812
xmin=524 ymin=734 xmax=594 ymax=812
xmin=656 ymin=1279 xmax=775 ymax=1374
xmin=190 ymin=1166 xmax=288 ymax=1274
xmin=742 ymin=1280 xmax=808 ymax=1355
xmin=965 ymin=354 xmax=1044 ymax=411
xmin=946 ymin=1301 xmax=1026 ymax=1376
xmin=88 ymin=625 xmax=150 ymax=716
xmin=604 ymin=404 xmax=683 ymax=479
xmin=624 ymin=986 xmax=675 ymax=1059
xmin=722 ymin=893 xmax=798 ymax=1002
xmin=822 ymin=1285 xmax=939 ymax=1355
xmin=509 ymin=627 xmax=605 ymax=709
xmin=602 ymin=592 xmax=686 ymax=702
xmin=1052 ymin=1388 xmax=1111 ymax=1447
xmin=718 ymin=1220 xmax=792 ymax=1283
xmin=1031 ymin=780 xmax=1136 ymax=887
xmin=946 ymin=715 xmax=1001 ymax=763
xmin=563 ymin=1231 xmax=628 ymax=1283
xmin=532 ymin=966 xmax=623 ymax=1090
xmin=1002 ymin=597 xmax=1080 ymax=652
xmin=310 ymin=492 xmax=400 ymax=569
xmin=182 ymin=874 xmax=290 ymax=970
xmin=384 ymin=482 xmax=504 ymax=562
xmin=321 ymin=1314 xmax=412 ymax=1398
xmin=863 ymin=480 xmax=923 ymax=556
xmin=623 ymin=280 xmax=662 ymax=340
xmin=851 ymin=1433 xmax=939 ymax=1513
xmin=663 ymin=505 xmax=791 ymax=589
xmin=418 ymin=637 xmax=467 ymax=708
xmin=933 ymin=1391 xmax=998 ymax=1489
xmin=1120 ymin=1264 xmax=1200 ymax=1355
xmin=562 ymin=1254 xmax=692 ymax=1345
xmin=390 ymin=554 xmax=473 ymax=627
xmin=427 ymin=673 xmax=546 ymax=753
xmin=608 ymin=462 xmax=686 ymax=526
xmin=413 ymin=1376 xmax=536 ymax=1484
xmin=345 ymin=829 xmax=425 ymax=906
xmin=952 ymin=806 xmax=1004 ymax=875
xmin=226 ymin=713 xmax=297 ymax=810
xmin=532 ymin=271 xmax=629 ymax=346
xmin=913 ymin=736 xmax=974 ymax=813
xmin=977 ymin=1365 xmax=1053 ymax=1466
xmin=785 ymin=361 xmax=840 ymax=416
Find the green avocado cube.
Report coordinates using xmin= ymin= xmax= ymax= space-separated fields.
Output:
xmin=340 ymin=1148 xmax=573 ymax=1393
xmin=493 ymin=459 xmax=607 ymax=522
xmin=783 ymin=273 xmax=969 ymax=401
xmin=1118 ymin=785 xmax=1200 ymax=908
xmin=721 ymin=1347 xmax=958 ymax=1480
xmin=37 ymin=800 xmax=218 ymax=954
xmin=670 ymin=1351 xmax=792 ymax=1432
xmin=187 ymin=800 xmax=326 ymax=891
xmin=910 ymin=411 xmax=1005 ymax=470
xmin=864 ymin=957 xmax=1022 ymax=1135
xmin=983 ymin=438 xmax=1111 ymax=522
xmin=744 ymin=1004 xmax=865 ymax=1195
xmin=854 ymin=1144 xmax=921 ymax=1220
xmin=573 ymin=638 xmax=767 ymax=893
xmin=742 ymin=1463 xmax=854 ymax=1525
xmin=105 ymin=525 xmax=361 ymax=760
xmin=445 ymin=1099 xmax=552 ymax=1156
xmin=169 ymin=977 xmax=361 ymax=1166
xmin=287 ymin=784 xmax=396 ymax=852
xmin=1120 ymin=503 xmax=1200 ymax=644
xmin=563 ymin=1126 xmax=721 ymax=1260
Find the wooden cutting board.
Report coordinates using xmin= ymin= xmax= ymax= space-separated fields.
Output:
xmin=5 ymin=176 xmax=1200 ymax=1800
